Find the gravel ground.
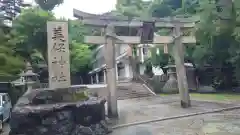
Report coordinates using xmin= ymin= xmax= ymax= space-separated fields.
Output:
xmin=1 ymin=123 xmax=10 ymax=135
xmin=110 ymin=109 xmax=240 ymax=135
xmin=107 ymin=96 xmax=240 ymax=135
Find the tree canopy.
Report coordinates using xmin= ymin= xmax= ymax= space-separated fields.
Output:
xmin=0 ymin=27 xmax=24 ymax=77
xmin=34 ymin=0 xmax=64 ymax=11
xmin=12 ymin=7 xmax=55 ymax=62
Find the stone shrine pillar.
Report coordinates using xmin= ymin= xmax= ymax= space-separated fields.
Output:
xmin=96 ymin=73 xmax=99 ymax=84
xmin=115 ymin=64 xmax=118 ymax=80
xmin=103 ymin=69 xmax=107 ymax=83
xmin=90 ymin=75 xmax=93 ymax=84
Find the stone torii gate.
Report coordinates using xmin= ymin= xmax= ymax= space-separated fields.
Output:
xmin=73 ymin=9 xmax=196 ymax=118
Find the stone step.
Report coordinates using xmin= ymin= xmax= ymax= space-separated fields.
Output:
xmin=116 ymin=82 xmax=154 ymax=99
xmin=117 ymin=93 xmax=153 ymax=100
xmin=88 ymin=82 xmax=154 ymax=100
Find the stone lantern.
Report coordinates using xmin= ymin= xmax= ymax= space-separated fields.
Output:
xmin=162 ymin=63 xmax=197 ymax=93
xmin=162 ymin=65 xmax=178 ymax=93
xmin=20 ymin=62 xmax=39 ymax=92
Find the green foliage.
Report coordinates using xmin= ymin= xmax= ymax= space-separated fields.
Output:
xmin=149 ymin=2 xmax=173 ymax=17
xmin=116 ymin=0 xmax=151 ymax=17
xmin=70 ymin=41 xmax=92 ymax=74
xmin=68 ymin=20 xmax=93 ymax=73
xmin=72 ymin=91 xmax=89 ymax=101
xmin=35 ymin=0 xmax=64 ymax=11
xmin=0 ymin=22 xmax=25 ymax=76
xmin=0 ymin=54 xmax=24 ymax=76
xmin=162 ymin=0 xmax=183 ymax=10
xmin=12 ymin=7 xmax=55 ymax=61
xmin=68 ymin=20 xmax=95 ymax=43
xmin=150 ymin=47 xmax=172 ymax=68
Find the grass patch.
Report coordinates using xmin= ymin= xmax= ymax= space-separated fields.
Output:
xmin=160 ymin=93 xmax=240 ymax=102
xmin=160 ymin=93 xmax=178 ymax=96
xmin=190 ymin=93 xmax=240 ymax=102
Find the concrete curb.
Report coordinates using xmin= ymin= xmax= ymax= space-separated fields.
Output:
xmin=111 ymin=106 xmax=240 ymax=129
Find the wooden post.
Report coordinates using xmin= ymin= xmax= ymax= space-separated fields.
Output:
xmin=173 ymin=24 xmax=191 ymax=108
xmin=104 ymin=25 xmax=118 ymax=118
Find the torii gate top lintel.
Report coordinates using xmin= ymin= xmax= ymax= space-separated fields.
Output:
xmin=73 ymin=9 xmax=196 ymax=28
xmin=73 ymin=9 xmax=197 ymax=44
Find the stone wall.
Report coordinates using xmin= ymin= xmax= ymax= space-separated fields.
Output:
xmin=9 ymin=88 xmax=111 ymax=135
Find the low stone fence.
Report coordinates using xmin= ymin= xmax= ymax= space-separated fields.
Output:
xmin=9 ymin=88 xmax=111 ymax=135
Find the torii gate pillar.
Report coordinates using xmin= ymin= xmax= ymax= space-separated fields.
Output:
xmin=104 ymin=25 xmax=118 ymax=118
xmin=173 ymin=24 xmax=190 ymax=108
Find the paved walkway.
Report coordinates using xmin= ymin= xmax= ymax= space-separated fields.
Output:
xmin=108 ymin=96 xmax=240 ymax=135
xmin=1 ymin=123 xmax=10 ymax=135
xmin=111 ymin=110 xmax=240 ymax=135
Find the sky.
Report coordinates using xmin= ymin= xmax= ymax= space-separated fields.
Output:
xmin=25 ymin=0 xmax=117 ymax=19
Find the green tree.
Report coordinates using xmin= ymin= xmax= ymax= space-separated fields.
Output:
xmin=116 ymin=0 xmax=151 ymax=17
xmin=34 ymin=0 xmax=64 ymax=11
xmin=68 ymin=20 xmax=93 ymax=73
xmin=192 ymin=0 xmax=238 ymax=89
xmin=70 ymin=41 xmax=92 ymax=74
xmin=12 ymin=7 xmax=55 ymax=62
xmin=0 ymin=26 xmax=24 ymax=77
xmin=149 ymin=2 xmax=173 ymax=18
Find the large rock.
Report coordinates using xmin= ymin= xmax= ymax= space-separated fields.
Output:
xmin=9 ymin=88 xmax=111 ymax=135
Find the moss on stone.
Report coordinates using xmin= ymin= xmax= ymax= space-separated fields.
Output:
xmin=73 ymin=91 xmax=89 ymax=101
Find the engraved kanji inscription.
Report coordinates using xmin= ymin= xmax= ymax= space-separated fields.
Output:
xmin=52 ymin=26 xmax=65 ymax=42
xmin=52 ymin=43 xmax=66 ymax=52
xmin=51 ymin=72 xmax=67 ymax=82
xmin=51 ymin=25 xmax=66 ymax=52
xmin=52 ymin=56 xmax=66 ymax=67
